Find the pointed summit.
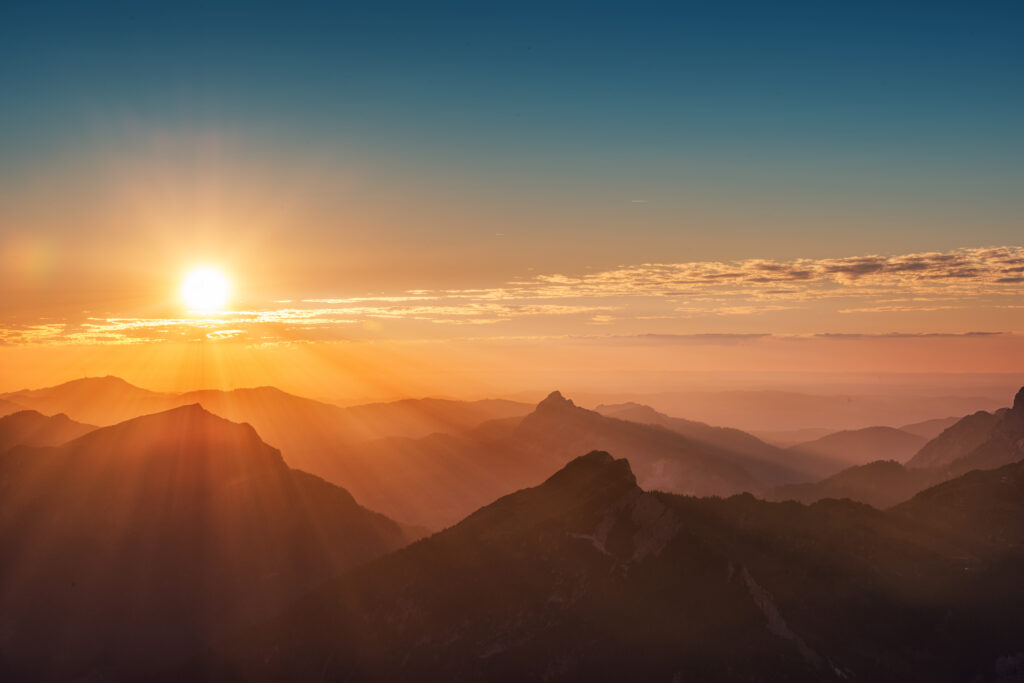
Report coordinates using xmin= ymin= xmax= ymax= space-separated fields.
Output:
xmin=1013 ymin=386 xmax=1024 ymax=413
xmin=536 ymin=390 xmax=577 ymax=412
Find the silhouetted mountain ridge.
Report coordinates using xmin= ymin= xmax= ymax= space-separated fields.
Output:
xmin=194 ymin=450 xmax=1024 ymax=682
xmin=0 ymin=404 xmax=415 ymax=682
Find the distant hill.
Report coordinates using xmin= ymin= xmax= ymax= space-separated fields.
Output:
xmin=750 ymin=426 xmax=834 ymax=447
xmin=897 ymin=416 xmax=960 ymax=440
xmin=0 ymin=410 xmax=95 ymax=452
xmin=788 ymin=426 xmax=927 ymax=466
xmin=597 ymin=402 xmax=842 ymax=478
xmin=0 ymin=405 xmax=415 ymax=682
xmin=580 ymin=390 xmax=1006 ymax=432
xmin=1 ymin=375 xmax=176 ymax=425
xmin=766 ymin=460 xmax=945 ymax=509
xmin=195 ymin=453 xmax=1024 ymax=682
xmin=0 ymin=398 xmax=24 ymax=418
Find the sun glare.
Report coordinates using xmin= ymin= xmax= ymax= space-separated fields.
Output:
xmin=181 ymin=267 xmax=230 ymax=313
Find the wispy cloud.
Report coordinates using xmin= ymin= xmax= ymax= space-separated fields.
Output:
xmin=2 ymin=246 xmax=1022 ymax=345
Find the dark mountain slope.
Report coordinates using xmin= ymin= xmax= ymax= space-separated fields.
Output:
xmin=0 ymin=405 xmax=414 ymax=682
xmin=0 ymin=409 xmax=95 ymax=452
xmin=196 ymin=452 xmax=1024 ymax=683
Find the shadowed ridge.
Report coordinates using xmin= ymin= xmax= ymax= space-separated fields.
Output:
xmin=0 ymin=401 xmax=414 ymax=682
xmin=542 ymin=449 xmax=637 ymax=489
xmin=197 ymin=447 xmax=1024 ymax=683
xmin=452 ymin=450 xmax=642 ymax=539
xmin=891 ymin=459 xmax=1024 ymax=551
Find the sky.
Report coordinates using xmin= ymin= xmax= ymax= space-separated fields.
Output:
xmin=1 ymin=1 xmax=1023 ymax=398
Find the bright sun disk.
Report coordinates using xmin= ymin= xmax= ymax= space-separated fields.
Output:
xmin=181 ymin=267 xmax=230 ymax=312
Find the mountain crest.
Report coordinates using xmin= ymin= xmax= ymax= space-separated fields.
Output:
xmin=1013 ymin=386 xmax=1024 ymax=413
xmin=536 ymin=390 xmax=577 ymax=412
xmin=545 ymin=450 xmax=638 ymax=489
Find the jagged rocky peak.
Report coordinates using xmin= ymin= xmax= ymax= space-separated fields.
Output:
xmin=536 ymin=390 xmax=577 ymax=411
xmin=1014 ymin=386 xmax=1024 ymax=413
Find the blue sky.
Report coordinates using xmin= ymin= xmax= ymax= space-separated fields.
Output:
xmin=1 ymin=0 xmax=1022 ymax=329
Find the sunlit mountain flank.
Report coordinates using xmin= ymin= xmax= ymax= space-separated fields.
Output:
xmin=2 ymin=1 xmax=1023 ymax=681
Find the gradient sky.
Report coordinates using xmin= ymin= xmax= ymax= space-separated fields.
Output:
xmin=1 ymin=1 xmax=1023 ymax=396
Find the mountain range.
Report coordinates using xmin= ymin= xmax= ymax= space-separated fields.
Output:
xmin=2 ymin=378 xmax=1024 ymax=681
xmin=298 ymin=391 xmax=843 ymax=529
xmin=194 ymin=451 xmax=1024 ymax=682
xmin=766 ymin=387 xmax=1024 ymax=509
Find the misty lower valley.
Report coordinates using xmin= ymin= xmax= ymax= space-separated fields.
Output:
xmin=0 ymin=377 xmax=1022 ymax=681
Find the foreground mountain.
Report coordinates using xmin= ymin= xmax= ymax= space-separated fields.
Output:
xmin=195 ymin=452 xmax=1024 ymax=682
xmin=766 ymin=460 xmax=946 ymax=509
xmin=309 ymin=391 xmax=836 ymax=529
xmin=787 ymin=426 xmax=927 ymax=466
xmin=0 ymin=409 xmax=95 ymax=452
xmin=0 ymin=405 xmax=416 ymax=682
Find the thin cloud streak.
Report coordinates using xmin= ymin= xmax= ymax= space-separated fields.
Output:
xmin=1 ymin=246 xmax=1022 ymax=345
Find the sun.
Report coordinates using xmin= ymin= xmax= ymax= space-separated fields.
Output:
xmin=181 ymin=267 xmax=230 ymax=313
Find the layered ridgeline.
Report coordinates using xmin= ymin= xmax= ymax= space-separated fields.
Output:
xmin=4 ymin=378 xmax=838 ymax=529
xmin=596 ymin=402 xmax=844 ymax=478
xmin=0 ymin=376 xmax=532 ymax=448
xmin=767 ymin=387 xmax=1024 ymax=508
xmin=195 ymin=452 xmax=1024 ymax=682
xmin=0 ymin=409 xmax=95 ymax=452
xmin=785 ymin=426 xmax=927 ymax=466
xmin=304 ymin=391 xmax=841 ymax=529
xmin=0 ymin=405 xmax=418 ymax=682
